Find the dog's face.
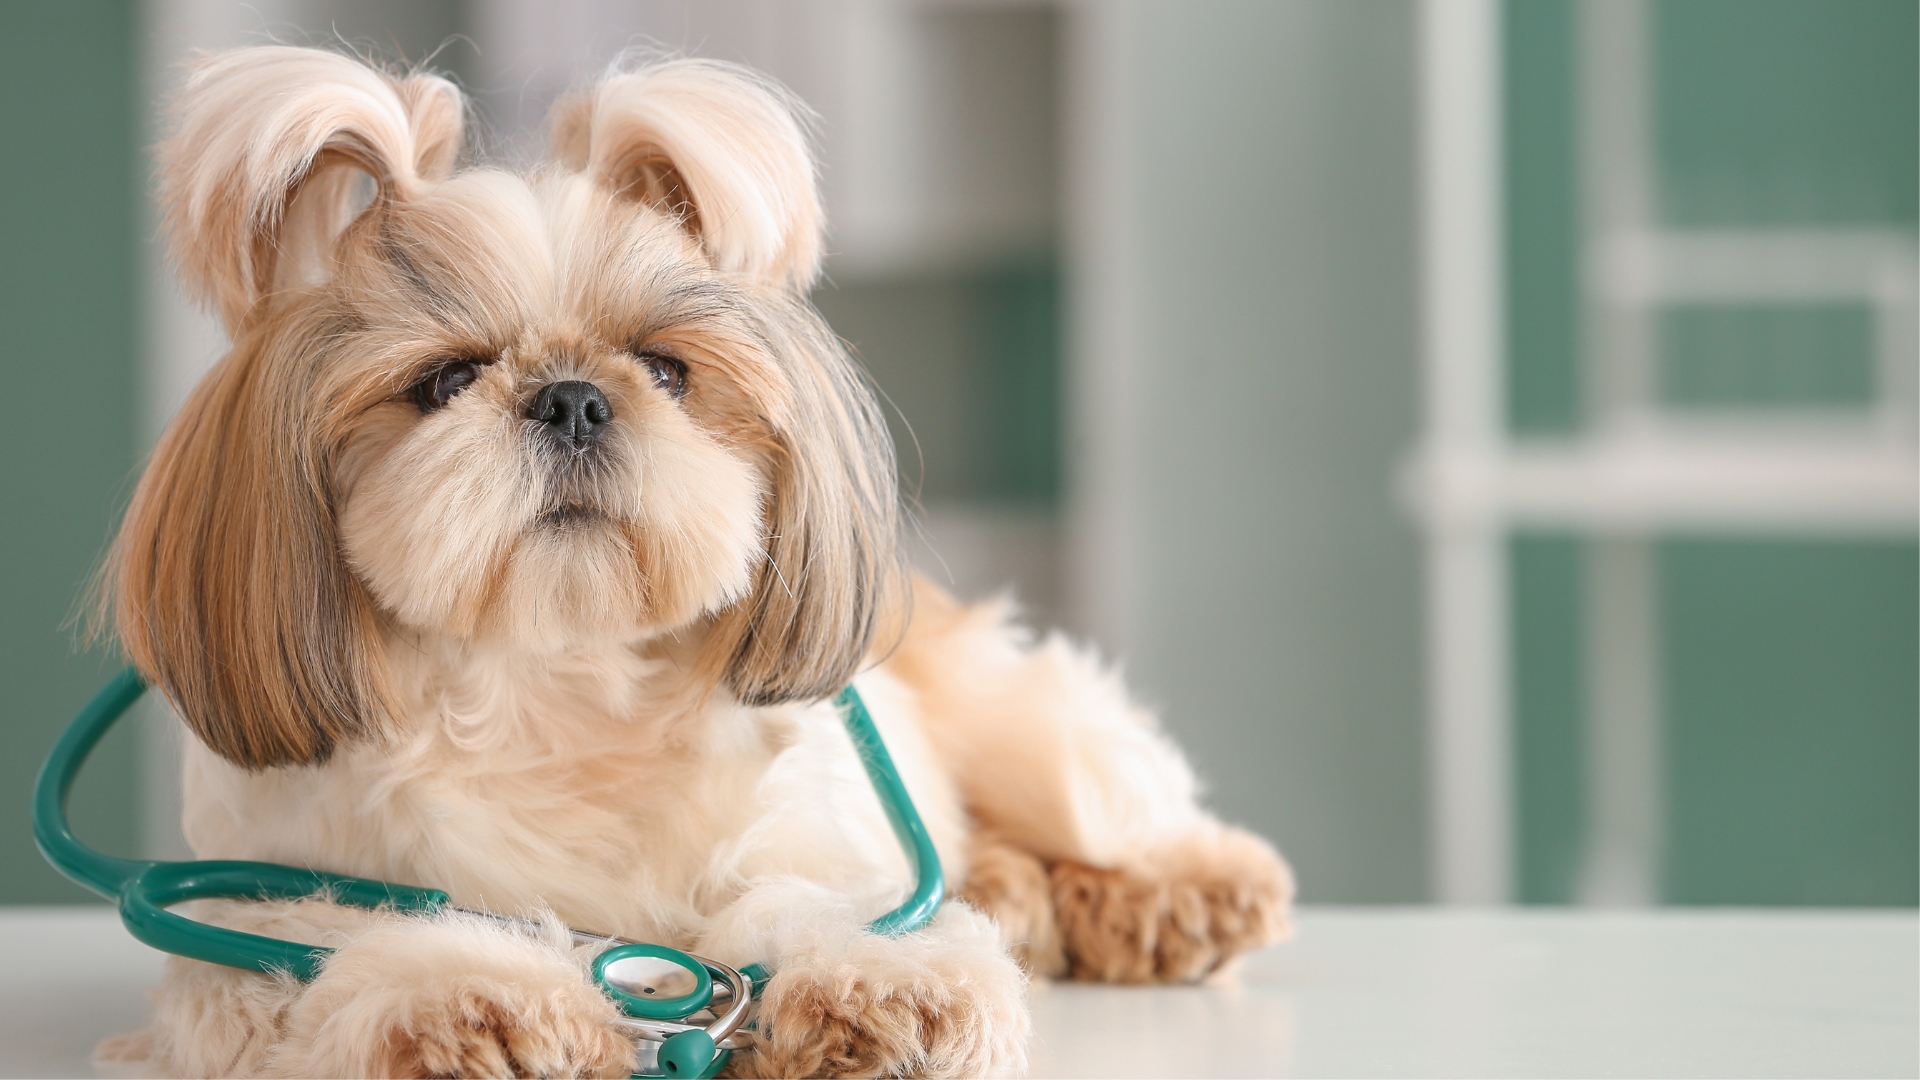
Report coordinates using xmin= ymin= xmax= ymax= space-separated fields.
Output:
xmin=112 ymin=49 xmax=904 ymax=768
xmin=329 ymin=176 xmax=771 ymax=649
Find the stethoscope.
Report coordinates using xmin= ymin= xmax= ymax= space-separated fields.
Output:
xmin=34 ymin=668 xmax=944 ymax=1080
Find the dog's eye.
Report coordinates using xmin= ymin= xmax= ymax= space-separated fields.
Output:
xmin=410 ymin=360 xmax=482 ymax=413
xmin=637 ymin=352 xmax=687 ymax=399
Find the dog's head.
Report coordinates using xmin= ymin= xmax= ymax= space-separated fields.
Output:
xmin=112 ymin=48 xmax=905 ymax=768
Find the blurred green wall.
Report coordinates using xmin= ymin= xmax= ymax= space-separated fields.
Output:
xmin=0 ymin=1 xmax=141 ymax=903
xmin=1507 ymin=0 xmax=1920 ymax=906
xmin=1662 ymin=539 xmax=1918 ymax=905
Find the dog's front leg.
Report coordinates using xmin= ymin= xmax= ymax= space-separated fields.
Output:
xmin=697 ymin=881 xmax=1029 ymax=1079
xmin=129 ymin=898 xmax=635 ymax=1079
xmin=274 ymin=909 xmax=637 ymax=1078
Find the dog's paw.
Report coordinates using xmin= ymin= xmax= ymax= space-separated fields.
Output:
xmin=957 ymin=834 xmax=1066 ymax=978
xmin=273 ymin=913 xmax=635 ymax=1078
xmin=728 ymin=908 xmax=1029 ymax=1079
xmin=1051 ymin=825 xmax=1294 ymax=983
xmin=92 ymin=1027 xmax=160 ymax=1079
xmin=364 ymin=979 xmax=635 ymax=1079
xmin=731 ymin=967 xmax=1021 ymax=1079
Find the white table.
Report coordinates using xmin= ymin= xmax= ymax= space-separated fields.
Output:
xmin=1 ymin=906 xmax=1913 ymax=1078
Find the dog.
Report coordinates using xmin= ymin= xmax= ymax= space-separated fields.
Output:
xmin=98 ymin=46 xmax=1294 ymax=1078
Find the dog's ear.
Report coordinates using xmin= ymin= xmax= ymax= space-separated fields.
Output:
xmin=702 ymin=300 xmax=910 ymax=706
xmin=111 ymin=322 xmax=393 ymax=770
xmin=119 ymin=46 xmax=453 ymax=767
xmin=551 ymin=59 xmax=824 ymax=292
xmin=158 ymin=47 xmax=464 ymax=332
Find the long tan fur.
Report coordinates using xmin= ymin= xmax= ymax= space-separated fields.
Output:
xmin=113 ymin=50 xmax=464 ymax=767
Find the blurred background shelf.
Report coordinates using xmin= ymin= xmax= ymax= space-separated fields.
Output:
xmin=1408 ymin=431 xmax=1919 ymax=534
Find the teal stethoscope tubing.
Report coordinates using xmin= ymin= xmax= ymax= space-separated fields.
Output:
xmin=34 ymin=668 xmax=943 ymax=1078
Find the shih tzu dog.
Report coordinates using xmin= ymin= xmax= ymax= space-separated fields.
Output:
xmin=101 ymin=46 xmax=1293 ymax=1078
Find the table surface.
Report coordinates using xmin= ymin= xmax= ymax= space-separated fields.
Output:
xmin=0 ymin=906 xmax=1912 ymax=1078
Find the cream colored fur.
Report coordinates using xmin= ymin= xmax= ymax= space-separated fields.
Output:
xmin=109 ymin=46 xmax=1293 ymax=1079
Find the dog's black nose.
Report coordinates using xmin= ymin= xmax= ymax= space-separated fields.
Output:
xmin=528 ymin=380 xmax=612 ymax=449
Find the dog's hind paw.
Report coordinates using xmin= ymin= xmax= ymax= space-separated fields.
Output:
xmin=956 ymin=833 xmax=1067 ymax=978
xmin=1050 ymin=825 xmax=1294 ymax=983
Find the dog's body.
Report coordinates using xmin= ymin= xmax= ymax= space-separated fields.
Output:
xmin=105 ymin=47 xmax=1291 ymax=1078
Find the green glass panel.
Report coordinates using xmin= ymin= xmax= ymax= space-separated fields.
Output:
xmin=0 ymin=1 xmax=140 ymax=902
xmin=1660 ymin=303 xmax=1877 ymax=407
xmin=814 ymin=274 xmax=971 ymax=503
xmin=1511 ymin=534 xmax=1586 ymax=904
xmin=1654 ymin=0 xmax=1919 ymax=227
xmin=1661 ymin=539 xmax=1919 ymax=906
xmin=1504 ymin=0 xmax=1582 ymax=434
xmin=813 ymin=260 xmax=1060 ymax=506
xmin=968 ymin=260 xmax=1061 ymax=504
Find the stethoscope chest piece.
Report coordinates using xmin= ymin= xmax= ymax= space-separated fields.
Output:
xmin=596 ymin=943 xmax=713 ymax=1019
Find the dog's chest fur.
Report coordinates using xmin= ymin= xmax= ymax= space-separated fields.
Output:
xmin=177 ymin=636 xmax=958 ymax=946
